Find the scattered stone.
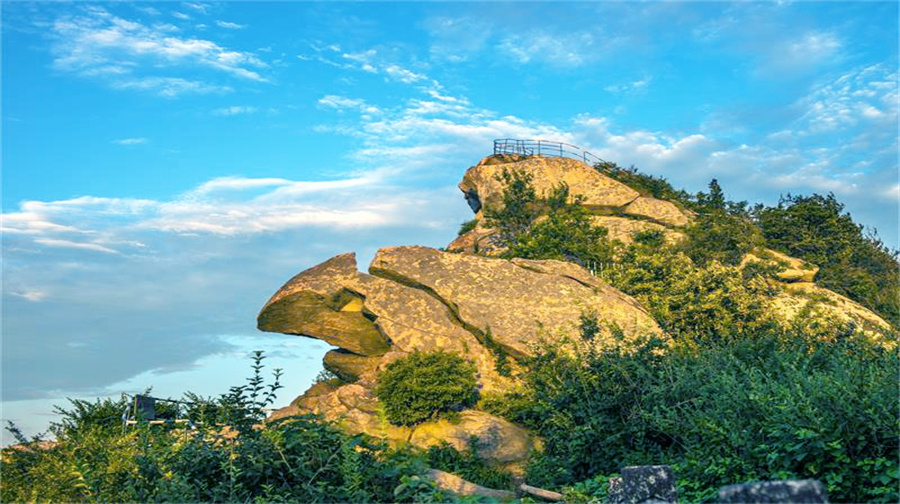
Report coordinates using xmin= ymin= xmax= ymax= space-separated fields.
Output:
xmin=718 ymin=479 xmax=828 ymax=503
xmin=608 ymin=465 xmax=677 ymax=504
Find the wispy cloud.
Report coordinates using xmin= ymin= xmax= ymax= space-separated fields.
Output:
xmin=48 ymin=6 xmax=269 ymax=96
xmin=184 ymin=3 xmax=209 ymax=14
xmin=498 ymin=31 xmax=598 ymax=67
xmin=34 ymin=238 xmax=120 ymax=254
xmin=760 ymin=31 xmax=843 ymax=76
xmin=172 ymin=11 xmax=190 ymax=21
xmin=384 ymin=64 xmax=426 ymax=84
xmin=113 ymin=137 xmax=148 ymax=145
xmin=216 ymin=20 xmax=245 ymax=30
xmin=213 ymin=105 xmax=258 ymax=116
xmin=318 ymin=95 xmax=380 ymax=115
xmin=112 ymin=77 xmax=231 ymax=97
xmin=9 ymin=290 xmax=48 ymax=302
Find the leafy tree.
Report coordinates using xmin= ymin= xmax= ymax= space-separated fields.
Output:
xmin=755 ymin=193 xmax=900 ymax=326
xmin=375 ymin=351 xmax=478 ymax=426
xmin=681 ymin=179 xmax=764 ymax=266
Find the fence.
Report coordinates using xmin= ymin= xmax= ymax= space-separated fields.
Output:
xmin=493 ymin=139 xmax=607 ymax=165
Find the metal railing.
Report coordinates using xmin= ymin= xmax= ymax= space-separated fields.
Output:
xmin=493 ymin=139 xmax=606 ymax=165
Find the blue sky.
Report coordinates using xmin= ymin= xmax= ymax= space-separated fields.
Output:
xmin=2 ymin=1 xmax=898 ymax=444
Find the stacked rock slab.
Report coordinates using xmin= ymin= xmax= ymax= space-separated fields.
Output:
xmin=258 ymin=246 xmax=665 ymax=470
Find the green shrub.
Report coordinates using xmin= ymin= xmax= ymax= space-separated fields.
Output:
xmin=457 ymin=218 xmax=478 ymax=236
xmin=497 ymin=331 xmax=899 ymax=503
xmin=755 ymin=193 xmax=900 ymax=326
xmin=375 ymin=351 xmax=478 ymax=426
xmin=425 ymin=441 xmax=513 ymax=490
xmin=594 ymin=162 xmax=692 ymax=207
xmin=484 ymin=168 xmax=612 ymax=267
xmin=1 ymin=353 xmax=432 ymax=503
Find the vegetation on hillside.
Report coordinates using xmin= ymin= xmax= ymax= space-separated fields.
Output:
xmin=4 ymin=157 xmax=898 ymax=503
xmin=1 ymin=353 xmax=451 ymax=503
xmin=487 ymin=329 xmax=899 ymax=503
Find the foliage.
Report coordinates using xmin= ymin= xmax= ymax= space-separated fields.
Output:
xmin=457 ymin=218 xmax=478 ymax=236
xmin=375 ymin=351 xmax=478 ymax=426
xmin=426 ymin=441 xmax=513 ymax=490
xmin=594 ymin=162 xmax=692 ymax=207
xmin=604 ymin=239 xmax=777 ymax=342
xmin=0 ymin=353 xmax=433 ymax=504
xmin=754 ymin=193 xmax=900 ymax=326
xmin=500 ymin=331 xmax=899 ymax=503
xmin=483 ymin=168 xmax=612 ymax=267
xmin=680 ymin=179 xmax=764 ymax=266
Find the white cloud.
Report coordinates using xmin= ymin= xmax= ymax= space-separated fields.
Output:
xmin=497 ymin=30 xmax=602 ymax=67
xmin=756 ymin=31 xmax=843 ymax=76
xmin=112 ymin=77 xmax=231 ymax=97
xmin=114 ymin=137 xmax=148 ymax=145
xmin=172 ymin=12 xmax=190 ymax=20
xmin=384 ymin=64 xmax=425 ymax=83
xmin=213 ymin=105 xmax=258 ymax=116
xmin=10 ymin=290 xmax=48 ymax=302
xmin=48 ymin=7 xmax=269 ymax=94
xmin=34 ymin=238 xmax=120 ymax=254
xmin=216 ymin=20 xmax=245 ymax=30
xmin=184 ymin=3 xmax=208 ymax=14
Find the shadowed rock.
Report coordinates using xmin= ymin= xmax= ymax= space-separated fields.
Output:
xmin=718 ymin=479 xmax=828 ymax=503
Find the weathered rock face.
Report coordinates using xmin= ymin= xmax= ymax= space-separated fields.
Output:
xmin=741 ymin=248 xmax=819 ymax=283
xmin=371 ymin=246 xmax=664 ymax=358
xmin=771 ymin=282 xmax=894 ymax=345
xmin=623 ymin=196 xmax=690 ymax=227
xmin=258 ymin=246 xmax=665 ymax=468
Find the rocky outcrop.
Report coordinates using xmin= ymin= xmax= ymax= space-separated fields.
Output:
xmin=741 ymin=248 xmax=819 ymax=283
xmin=623 ymin=196 xmax=690 ymax=227
xmin=771 ymin=282 xmax=894 ymax=344
xmin=447 ymin=155 xmax=691 ymax=255
xmin=459 ymin=155 xmax=641 ymax=213
xmin=718 ymin=479 xmax=829 ymax=503
xmin=591 ymin=216 xmax=685 ymax=245
xmin=258 ymin=246 xmax=665 ymax=468
xmin=371 ymin=246 xmax=663 ymax=357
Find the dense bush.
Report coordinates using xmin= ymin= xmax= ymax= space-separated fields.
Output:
xmin=1 ymin=353 xmax=444 ymax=504
xmin=604 ymin=239 xmax=777 ymax=342
xmin=375 ymin=351 xmax=478 ymax=426
xmin=484 ymin=168 xmax=612 ymax=267
xmin=498 ymin=330 xmax=899 ymax=503
xmin=754 ymin=193 xmax=900 ymax=326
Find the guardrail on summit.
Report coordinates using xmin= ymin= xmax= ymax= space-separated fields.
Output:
xmin=493 ymin=139 xmax=606 ymax=165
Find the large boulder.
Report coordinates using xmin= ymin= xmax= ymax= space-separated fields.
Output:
xmin=623 ymin=196 xmax=691 ymax=227
xmin=370 ymin=246 xmax=664 ymax=357
xmin=258 ymin=246 xmax=666 ymax=468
